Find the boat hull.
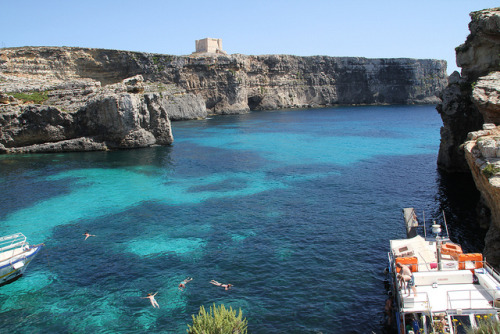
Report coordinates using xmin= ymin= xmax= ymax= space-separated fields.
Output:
xmin=0 ymin=244 xmax=43 ymax=284
xmin=388 ymin=208 xmax=500 ymax=334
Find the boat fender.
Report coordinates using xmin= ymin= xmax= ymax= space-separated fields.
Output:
xmin=12 ymin=261 xmax=24 ymax=270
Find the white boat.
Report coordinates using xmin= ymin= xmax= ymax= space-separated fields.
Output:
xmin=387 ymin=208 xmax=500 ymax=334
xmin=0 ymin=233 xmax=43 ymax=285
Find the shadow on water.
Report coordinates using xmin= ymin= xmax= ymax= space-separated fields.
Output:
xmin=0 ymin=146 xmax=175 ymax=174
xmin=0 ymin=147 xmax=176 ymax=219
xmin=435 ymin=170 xmax=485 ymax=253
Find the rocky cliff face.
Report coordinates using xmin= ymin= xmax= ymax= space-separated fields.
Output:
xmin=464 ymin=124 xmax=500 ymax=267
xmin=437 ymin=8 xmax=500 ymax=267
xmin=0 ymin=47 xmax=446 ymax=153
xmin=437 ymin=8 xmax=500 ymax=172
xmin=1 ymin=47 xmax=447 ymax=114
xmin=0 ymin=76 xmax=190 ymax=153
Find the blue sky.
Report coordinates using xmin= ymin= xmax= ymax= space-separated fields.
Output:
xmin=1 ymin=0 xmax=498 ymax=74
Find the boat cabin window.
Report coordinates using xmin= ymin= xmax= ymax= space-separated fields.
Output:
xmin=450 ymin=315 xmax=471 ymax=334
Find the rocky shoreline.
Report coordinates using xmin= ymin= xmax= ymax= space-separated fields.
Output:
xmin=0 ymin=47 xmax=447 ymax=153
xmin=437 ymin=8 xmax=500 ymax=267
xmin=0 ymin=75 xmax=206 ymax=153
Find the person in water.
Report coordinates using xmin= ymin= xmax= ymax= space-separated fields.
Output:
xmin=178 ymin=277 xmax=193 ymax=291
xmin=397 ymin=262 xmax=417 ymax=297
xmin=210 ymin=280 xmax=232 ymax=290
xmin=83 ymin=232 xmax=96 ymax=240
xmin=142 ymin=292 xmax=160 ymax=308
xmin=384 ymin=294 xmax=393 ymax=326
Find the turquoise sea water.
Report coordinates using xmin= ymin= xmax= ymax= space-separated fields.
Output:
xmin=0 ymin=105 xmax=484 ymax=333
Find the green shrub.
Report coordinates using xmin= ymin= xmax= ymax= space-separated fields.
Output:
xmin=482 ymin=164 xmax=500 ymax=178
xmin=186 ymin=303 xmax=247 ymax=334
xmin=10 ymin=91 xmax=48 ymax=104
xmin=462 ymin=314 xmax=500 ymax=334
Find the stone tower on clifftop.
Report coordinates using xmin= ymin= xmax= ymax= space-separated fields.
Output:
xmin=194 ymin=38 xmax=227 ymax=54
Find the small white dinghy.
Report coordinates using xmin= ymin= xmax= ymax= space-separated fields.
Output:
xmin=0 ymin=233 xmax=43 ymax=285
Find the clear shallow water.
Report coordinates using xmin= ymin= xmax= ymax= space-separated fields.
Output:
xmin=0 ymin=105 xmax=484 ymax=333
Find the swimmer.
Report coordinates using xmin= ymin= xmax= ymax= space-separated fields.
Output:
xmin=210 ymin=280 xmax=232 ymax=290
xmin=179 ymin=277 xmax=193 ymax=291
xmin=83 ymin=232 xmax=96 ymax=240
xmin=142 ymin=292 xmax=159 ymax=308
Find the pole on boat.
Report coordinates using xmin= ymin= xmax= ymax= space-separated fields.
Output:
xmin=442 ymin=210 xmax=450 ymax=240
xmin=423 ymin=210 xmax=427 ymax=239
xmin=432 ymin=221 xmax=443 ymax=271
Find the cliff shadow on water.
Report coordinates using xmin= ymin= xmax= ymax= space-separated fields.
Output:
xmin=435 ymin=169 xmax=486 ymax=253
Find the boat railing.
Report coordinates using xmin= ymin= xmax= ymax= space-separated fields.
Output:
xmin=446 ymin=288 xmax=499 ymax=310
xmin=0 ymin=233 xmax=27 ymax=258
xmin=484 ymin=262 xmax=500 ymax=282
xmin=399 ymin=289 xmax=431 ymax=312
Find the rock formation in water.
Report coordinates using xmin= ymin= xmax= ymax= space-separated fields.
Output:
xmin=437 ymin=8 xmax=500 ymax=267
xmin=0 ymin=46 xmax=447 ymax=153
xmin=0 ymin=75 xmax=194 ymax=153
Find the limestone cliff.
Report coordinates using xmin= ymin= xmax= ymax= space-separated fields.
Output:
xmin=464 ymin=124 xmax=500 ymax=266
xmin=0 ymin=76 xmax=184 ymax=153
xmin=0 ymin=47 xmax=446 ymax=153
xmin=0 ymin=47 xmax=447 ymax=115
xmin=437 ymin=8 xmax=500 ymax=267
xmin=437 ymin=8 xmax=500 ymax=172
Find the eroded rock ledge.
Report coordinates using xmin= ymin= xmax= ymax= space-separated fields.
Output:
xmin=437 ymin=8 xmax=500 ymax=172
xmin=0 ymin=75 xmax=206 ymax=153
xmin=464 ymin=124 xmax=500 ymax=267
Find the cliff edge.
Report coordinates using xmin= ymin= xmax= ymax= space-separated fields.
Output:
xmin=0 ymin=48 xmax=447 ymax=153
xmin=437 ymin=8 xmax=500 ymax=267
xmin=0 ymin=48 xmax=447 ymax=113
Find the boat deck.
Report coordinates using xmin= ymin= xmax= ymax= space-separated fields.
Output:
xmin=401 ymin=281 xmax=495 ymax=313
xmin=0 ymin=247 xmax=25 ymax=263
xmin=390 ymin=208 xmax=500 ymax=333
